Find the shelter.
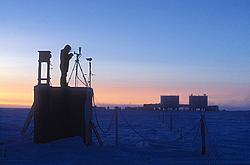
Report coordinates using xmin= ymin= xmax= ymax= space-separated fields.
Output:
xmin=33 ymin=51 xmax=93 ymax=144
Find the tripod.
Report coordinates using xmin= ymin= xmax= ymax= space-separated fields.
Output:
xmin=68 ymin=47 xmax=88 ymax=87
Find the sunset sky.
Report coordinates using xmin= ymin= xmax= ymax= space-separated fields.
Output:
xmin=0 ymin=0 xmax=250 ymax=110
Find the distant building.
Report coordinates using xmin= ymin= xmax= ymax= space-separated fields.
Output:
xmin=124 ymin=106 xmax=140 ymax=110
xmin=142 ymin=94 xmax=219 ymax=111
xmin=160 ymin=95 xmax=179 ymax=109
xmin=206 ymin=105 xmax=219 ymax=111
xmin=114 ymin=106 xmax=122 ymax=110
xmin=189 ymin=94 xmax=208 ymax=110
xmin=93 ymin=106 xmax=107 ymax=110
xmin=143 ymin=104 xmax=161 ymax=110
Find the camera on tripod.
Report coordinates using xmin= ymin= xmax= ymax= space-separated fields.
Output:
xmin=68 ymin=47 xmax=93 ymax=87
xmin=73 ymin=47 xmax=82 ymax=58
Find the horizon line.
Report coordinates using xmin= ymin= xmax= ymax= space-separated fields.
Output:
xmin=1 ymin=104 xmax=250 ymax=111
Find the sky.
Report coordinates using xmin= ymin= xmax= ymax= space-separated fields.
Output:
xmin=0 ymin=0 xmax=250 ymax=110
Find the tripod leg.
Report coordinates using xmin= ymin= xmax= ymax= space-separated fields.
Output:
xmin=68 ymin=62 xmax=76 ymax=84
xmin=78 ymin=63 xmax=88 ymax=86
xmin=75 ymin=64 xmax=78 ymax=87
xmin=77 ymin=76 xmax=87 ymax=86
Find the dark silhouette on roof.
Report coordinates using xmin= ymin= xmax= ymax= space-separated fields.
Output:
xmin=60 ymin=44 xmax=73 ymax=87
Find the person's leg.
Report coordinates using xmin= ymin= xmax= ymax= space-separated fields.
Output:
xmin=60 ymin=71 xmax=67 ymax=87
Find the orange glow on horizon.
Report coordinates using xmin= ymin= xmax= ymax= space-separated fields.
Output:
xmin=0 ymin=78 xmax=34 ymax=108
xmin=0 ymin=79 xmax=249 ymax=108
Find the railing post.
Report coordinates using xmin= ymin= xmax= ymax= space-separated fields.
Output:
xmin=162 ymin=109 xmax=164 ymax=124
xmin=200 ymin=114 xmax=206 ymax=155
xmin=170 ymin=110 xmax=173 ymax=131
xmin=84 ymin=88 xmax=93 ymax=145
xmin=115 ymin=109 xmax=119 ymax=146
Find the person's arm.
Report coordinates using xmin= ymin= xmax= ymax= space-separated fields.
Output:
xmin=69 ymin=53 xmax=73 ymax=59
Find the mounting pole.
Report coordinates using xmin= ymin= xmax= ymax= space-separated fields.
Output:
xmin=86 ymin=57 xmax=93 ymax=87
xmin=170 ymin=110 xmax=173 ymax=131
xmin=163 ymin=109 xmax=166 ymax=125
xmin=89 ymin=59 xmax=92 ymax=87
xmin=200 ymin=114 xmax=206 ymax=155
xmin=115 ymin=109 xmax=119 ymax=146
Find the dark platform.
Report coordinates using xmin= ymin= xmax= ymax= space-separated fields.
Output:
xmin=34 ymin=85 xmax=93 ymax=144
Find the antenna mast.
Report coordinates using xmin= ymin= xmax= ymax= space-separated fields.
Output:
xmin=86 ymin=57 xmax=93 ymax=87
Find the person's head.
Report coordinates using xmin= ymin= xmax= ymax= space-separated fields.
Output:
xmin=64 ymin=44 xmax=71 ymax=52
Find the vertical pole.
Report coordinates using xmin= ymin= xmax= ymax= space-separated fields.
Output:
xmin=161 ymin=109 xmax=164 ymax=124
xmin=170 ymin=110 xmax=173 ymax=131
xmin=200 ymin=114 xmax=206 ymax=155
xmin=165 ymin=108 xmax=167 ymax=127
xmin=75 ymin=64 xmax=78 ymax=87
xmin=84 ymin=88 xmax=93 ymax=145
xmin=115 ymin=109 xmax=118 ymax=146
xmin=163 ymin=109 xmax=166 ymax=125
xmin=158 ymin=108 xmax=161 ymax=120
xmin=89 ymin=61 xmax=92 ymax=87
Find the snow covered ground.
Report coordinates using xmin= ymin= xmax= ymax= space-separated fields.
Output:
xmin=0 ymin=108 xmax=250 ymax=165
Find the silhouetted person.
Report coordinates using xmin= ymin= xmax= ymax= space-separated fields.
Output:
xmin=60 ymin=44 xmax=73 ymax=87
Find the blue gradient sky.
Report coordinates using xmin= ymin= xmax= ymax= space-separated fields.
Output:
xmin=0 ymin=0 xmax=250 ymax=109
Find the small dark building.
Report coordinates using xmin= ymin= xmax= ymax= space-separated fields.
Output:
xmin=189 ymin=94 xmax=208 ymax=110
xmin=160 ymin=95 xmax=179 ymax=109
